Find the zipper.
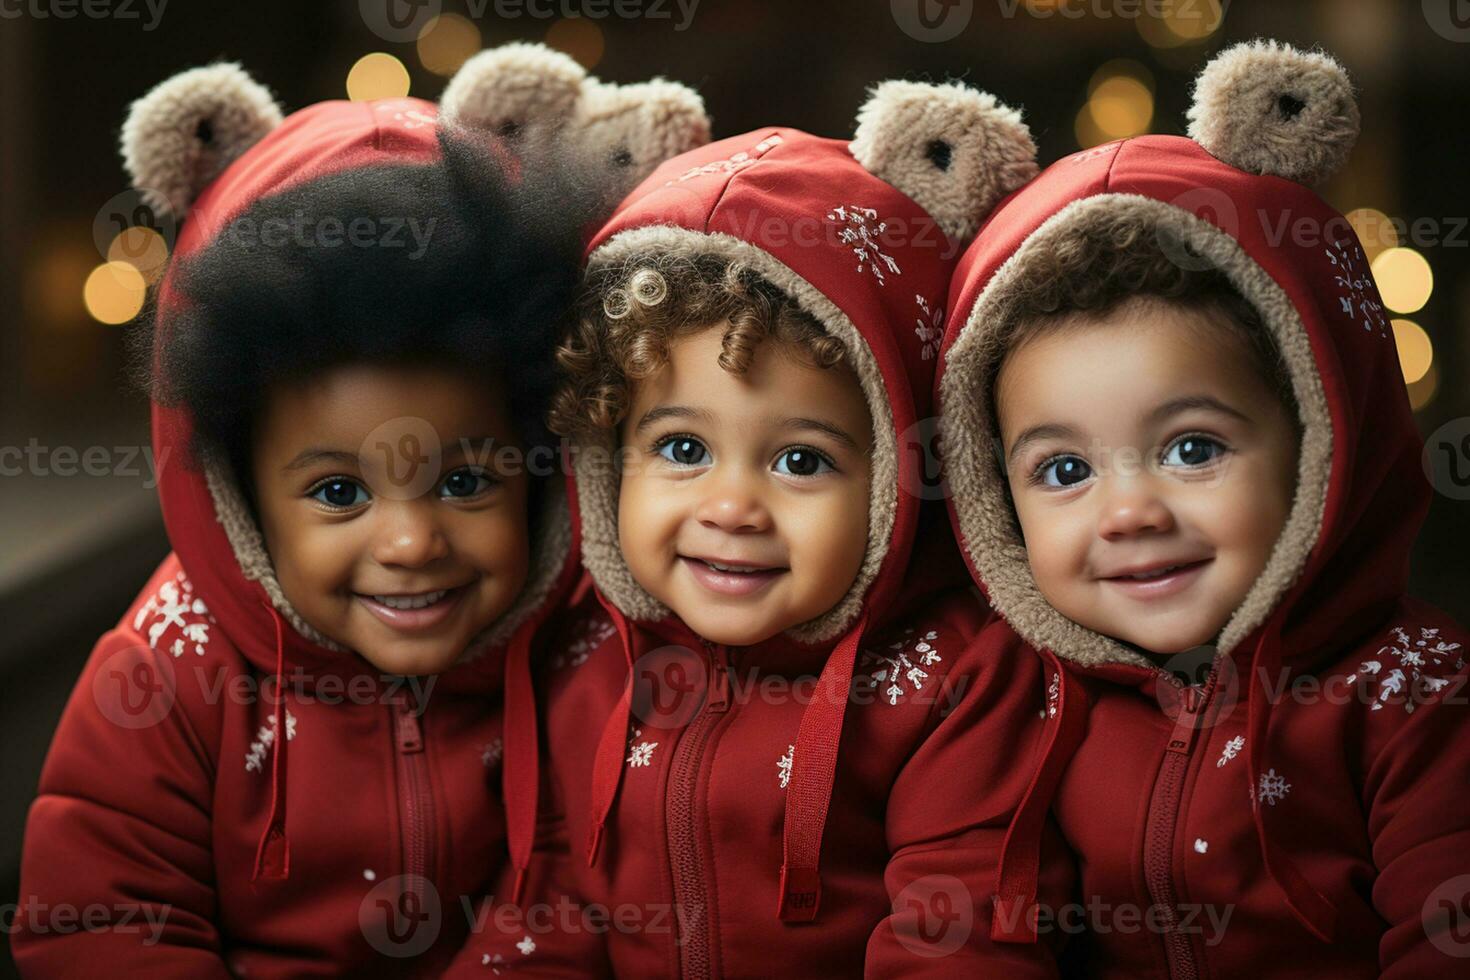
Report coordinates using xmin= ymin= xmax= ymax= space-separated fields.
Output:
xmin=1142 ymin=673 xmax=1216 ymax=980
xmin=393 ymin=689 xmax=436 ymax=928
xmin=667 ymin=642 xmax=733 ymax=979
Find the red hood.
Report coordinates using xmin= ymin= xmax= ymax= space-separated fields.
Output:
xmin=153 ymin=98 xmax=574 ymax=693
xmin=937 ymin=133 xmax=1430 ymax=944
xmin=940 ymin=133 xmax=1428 ymax=680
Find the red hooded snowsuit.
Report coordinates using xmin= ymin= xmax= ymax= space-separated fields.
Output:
xmin=937 ymin=131 xmax=1470 ymax=977
xmin=447 ymin=127 xmax=1072 ymax=978
xmin=13 ymin=98 xmax=579 ymax=978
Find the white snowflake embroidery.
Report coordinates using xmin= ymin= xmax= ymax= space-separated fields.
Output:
xmin=1254 ymin=768 xmax=1292 ymax=807
xmin=551 ymin=615 xmax=615 ymax=670
xmin=1216 ymin=735 xmax=1245 ymax=768
xmin=482 ymin=952 xmax=507 ymax=974
xmin=777 ymin=744 xmax=795 ymax=790
xmin=1045 ymin=672 xmax=1061 ymax=719
xmin=827 ymin=204 xmax=901 ymax=285
xmin=516 ymin=935 xmax=536 ymax=955
xmin=1349 ymin=625 xmax=1464 ymax=714
xmin=1325 ymin=239 xmax=1388 ymax=338
xmin=913 ymin=294 xmax=944 ymax=360
xmin=245 ymin=710 xmax=297 ymax=774
xmin=481 ymin=738 xmax=504 ymax=767
xmin=667 ymin=134 xmax=783 ymax=184
xmin=374 ymin=99 xmax=434 ymax=130
xmin=862 ymin=629 xmax=941 ymax=706
xmin=1193 ymin=838 xmax=1209 ymax=854
xmin=363 ymin=869 xmax=376 ymax=881
xmin=626 ymin=727 xmax=658 ymax=769
xmin=133 ymin=572 xmax=214 ymax=656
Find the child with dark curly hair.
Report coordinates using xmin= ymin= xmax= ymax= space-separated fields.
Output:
xmin=13 ymin=45 xmax=707 ymax=977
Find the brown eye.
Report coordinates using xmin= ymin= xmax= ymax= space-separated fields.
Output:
xmin=311 ymin=478 xmax=368 ymax=508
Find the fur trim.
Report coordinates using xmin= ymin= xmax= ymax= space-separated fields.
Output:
xmin=438 ymin=42 xmax=586 ymax=138
xmin=205 ymin=458 xmax=572 ymax=663
xmin=578 ymin=78 xmax=711 ymax=199
xmin=577 ymin=225 xmax=899 ymax=645
xmin=1187 ymin=40 xmax=1359 ymax=186
xmin=938 ymin=194 xmax=1333 ymax=668
xmin=849 ymin=80 xmax=1038 ymax=242
xmin=121 ymin=63 xmax=284 ymax=220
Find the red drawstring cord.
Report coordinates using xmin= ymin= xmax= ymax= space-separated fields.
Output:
xmin=586 ymin=608 xmax=638 ymax=867
xmin=502 ymin=623 xmax=538 ymax=906
xmin=251 ymin=603 xmax=291 ymax=881
xmin=777 ymin=612 xmax=870 ymax=923
xmin=991 ymin=651 xmax=1086 ymax=943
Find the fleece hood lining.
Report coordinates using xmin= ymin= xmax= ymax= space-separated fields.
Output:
xmin=939 ymin=194 xmax=1333 ymax=669
xmin=205 ymin=457 xmax=573 ymax=662
xmin=575 ymin=224 xmax=899 ymax=646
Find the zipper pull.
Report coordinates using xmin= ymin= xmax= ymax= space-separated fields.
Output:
xmin=1164 ymin=683 xmax=1209 ymax=755
xmin=395 ymin=697 xmax=424 ymax=753
xmin=704 ymin=642 xmax=731 ymax=714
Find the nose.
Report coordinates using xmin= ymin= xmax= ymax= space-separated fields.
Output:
xmin=694 ymin=467 xmax=772 ymax=534
xmin=372 ymin=500 xmax=451 ymax=568
xmin=1096 ymin=475 xmax=1175 ymax=540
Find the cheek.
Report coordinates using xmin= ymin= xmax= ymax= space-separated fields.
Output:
xmin=785 ymin=486 xmax=869 ymax=584
xmin=271 ymin=519 xmax=362 ymax=602
xmin=1013 ymin=494 xmax=1090 ymax=586
xmin=617 ymin=474 xmax=678 ymax=571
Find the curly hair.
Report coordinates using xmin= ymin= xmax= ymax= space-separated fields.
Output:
xmin=549 ymin=251 xmax=849 ymax=438
xmin=999 ymin=216 xmax=1297 ymax=416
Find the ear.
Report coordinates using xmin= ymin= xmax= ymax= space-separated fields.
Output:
xmin=438 ymin=42 xmax=587 ymax=140
xmin=575 ymin=77 xmax=711 ymax=198
xmin=120 ymin=63 xmax=283 ymax=220
xmin=849 ymin=80 xmax=1038 ymax=242
xmin=1187 ymin=40 xmax=1359 ymax=186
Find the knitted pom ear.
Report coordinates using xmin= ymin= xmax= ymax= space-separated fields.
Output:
xmin=576 ymin=78 xmax=711 ymax=198
xmin=849 ymin=80 xmax=1038 ymax=242
xmin=1187 ymin=40 xmax=1359 ymax=186
xmin=439 ymin=42 xmax=587 ymax=139
xmin=121 ymin=63 xmax=283 ymax=220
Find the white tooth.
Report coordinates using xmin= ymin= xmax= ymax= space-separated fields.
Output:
xmin=372 ymin=590 xmax=447 ymax=610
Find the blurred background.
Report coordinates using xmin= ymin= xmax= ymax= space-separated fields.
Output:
xmin=2 ymin=0 xmax=1467 ymax=972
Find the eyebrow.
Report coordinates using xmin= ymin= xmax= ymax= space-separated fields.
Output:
xmin=1145 ymin=394 xmax=1253 ymax=427
xmin=1006 ymin=423 xmax=1080 ymax=464
xmin=780 ymin=416 xmax=861 ymax=451
xmin=634 ymin=405 xmax=717 ymax=433
xmin=284 ymin=448 xmax=358 ymax=472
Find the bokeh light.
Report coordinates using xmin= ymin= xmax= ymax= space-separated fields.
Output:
xmin=1407 ymin=360 xmax=1438 ymax=412
xmin=82 ymin=261 xmax=147 ymax=325
xmin=346 ymin=53 xmax=411 ymax=101
xmin=1391 ymin=318 xmax=1433 ymax=385
xmin=1076 ymin=62 xmax=1153 ymax=147
xmin=417 ymin=14 xmax=481 ymax=76
xmin=1372 ymin=246 xmax=1433 ymax=314
xmin=1137 ymin=0 xmax=1223 ymax=48
xmin=1346 ymin=207 xmax=1398 ymax=261
xmin=105 ymin=226 xmax=168 ymax=284
xmin=545 ymin=17 xmax=604 ymax=70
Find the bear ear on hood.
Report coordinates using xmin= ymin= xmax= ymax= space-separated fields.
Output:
xmin=438 ymin=41 xmax=587 ymax=140
xmin=575 ymin=77 xmax=711 ymax=198
xmin=849 ymin=80 xmax=1038 ymax=242
xmin=1187 ymin=39 xmax=1359 ymax=186
xmin=121 ymin=62 xmax=284 ymax=221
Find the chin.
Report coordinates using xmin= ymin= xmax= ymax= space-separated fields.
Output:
xmin=357 ymin=639 xmax=465 ymax=678
xmin=682 ymin=612 xmax=781 ymax=649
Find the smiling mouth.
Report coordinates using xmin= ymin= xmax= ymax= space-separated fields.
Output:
xmin=679 ymin=555 xmax=788 ymax=597
xmin=1102 ymin=560 xmax=1210 ymax=582
xmin=354 ymin=585 xmax=468 ymax=630
xmin=366 ymin=589 xmax=450 ymax=610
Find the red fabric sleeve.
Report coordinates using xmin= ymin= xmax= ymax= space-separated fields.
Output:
xmin=12 ymin=627 xmax=232 ymax=978
xmin=865 ymin=622 xmax=1072 ymax=977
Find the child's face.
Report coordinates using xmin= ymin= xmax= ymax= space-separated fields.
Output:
xmin=618 ymin=327 xmax=872 ymax=647
xmin=252 ymin=363 xmax=530 ymax=676
xmin=995 ymin=299 xmax=1298 ymax=658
